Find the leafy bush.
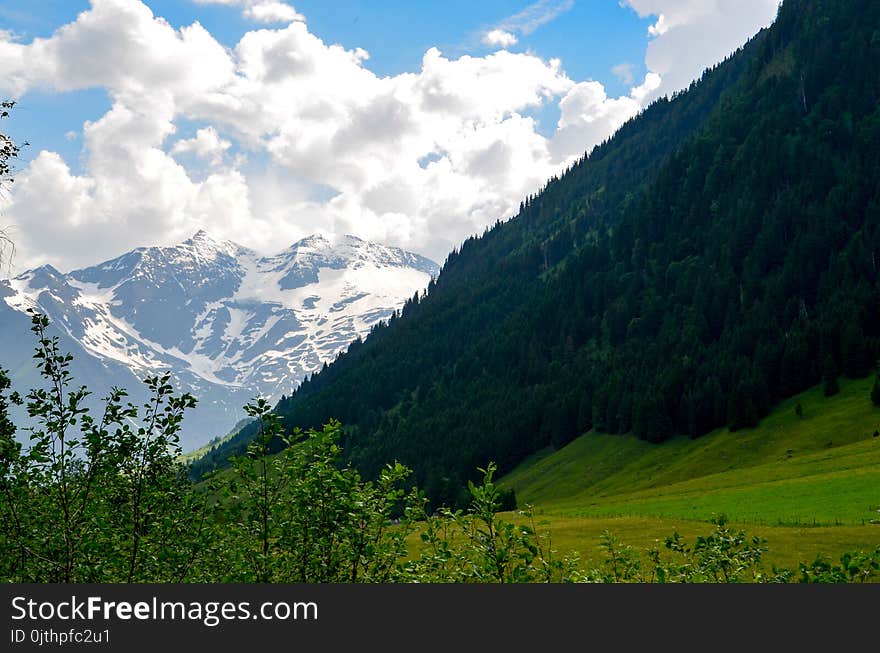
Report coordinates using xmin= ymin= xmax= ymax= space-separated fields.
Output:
xmin=199 ymin=400 xmax=417 ymax=583
xmin=1 ymin=313 xmax=877 ymax=584
xmin=0 ymin=312 xmax=203 ymax=582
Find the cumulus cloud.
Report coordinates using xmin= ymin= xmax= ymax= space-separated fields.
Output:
xmin=0 ymin=0 xmax=234 ymax=101
xmin=193 ymin=0 xmax=304 ymax=24
xmin=0 ymin=0 xmax=783 ymax=272
xmin=0 ymin=1 xmax=577 ymax=268
xmin=482 ymin=30 xmax=518 ymax=48
xmin=171 ymin=127 xmax=231 ymax=166
xmin=7 ymin=103 xmax=253 ymax=271
xmin=622 ymin=0 xmax=781 ymax=99
xmin=243 ymin=2 xmax=304 ymax=24
xmin=550 ymin=71 xmax=661 ymax=160
xmin=648 ymin=13 xmax=669 ymax=37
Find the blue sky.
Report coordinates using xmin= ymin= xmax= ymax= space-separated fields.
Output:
xmin=2 ymin=0 xmax=652 ymax=160
xmin=0 ymin=0 xmax=780 ymax=271
xmin=290 ymin=1 xmax=651 ymax=91
xmin=1 ymin=1 xmax=652 ymax=84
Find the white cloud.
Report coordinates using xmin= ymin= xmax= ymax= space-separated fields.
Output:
xmin=193 ymin=0 xmax=304 ymax=24
xmin=630 ymin=71 xmax=662 ymax=104
xmin=0 ymin=1 xmax=578 ymax=269
xmin=0 ymin=28 xmax=23 ymax=43
xmin=6 ymin=104 xmax=254 ymax=271
xmin=244 ymin=2 xmax=304 ymax=24
xmin=0 ymin=0 xmax=783 ymax=273
xmin=480 ymin=0 xmax=573 ymax=50
xmin=498 ymin=0 xmax=575 ymax=36
xmin=648 ymin=13 xmax=668 ymax=37
xmin=622 ymin=0 xmax=781 ymax=99
xmin=172 ymin=127 xmax=231 ymax=166
xmin=482 ymin=29 xmax=518 ymax=48
xmin=0 ymin=0 xmax=234 ymax=101
xmin=550 ymin=71 xmax=661 ymax=159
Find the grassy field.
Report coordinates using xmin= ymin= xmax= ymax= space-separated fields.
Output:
xmin=498 ymin=376 xmax=880 ymax=569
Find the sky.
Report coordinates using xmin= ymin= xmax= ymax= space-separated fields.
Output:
xmin=0 ymin=0 xmax=781 ymax=273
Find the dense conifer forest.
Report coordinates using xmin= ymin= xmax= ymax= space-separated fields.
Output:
xmin=193 ymin=0 xmax=880 ymax=507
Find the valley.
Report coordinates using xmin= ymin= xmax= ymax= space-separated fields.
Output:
xmin=500 ymin=376 xmax=880 ymax=569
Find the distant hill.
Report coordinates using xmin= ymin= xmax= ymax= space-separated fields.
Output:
xmin=193 ymin=0 xmax=880 ymax=506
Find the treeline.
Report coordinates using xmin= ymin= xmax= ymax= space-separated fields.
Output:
xmin=1 ymin=321 xmax=877 ymax=583
xmin=193 ymin=0 xmax=880 ymax=507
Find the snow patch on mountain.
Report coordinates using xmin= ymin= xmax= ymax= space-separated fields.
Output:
xmin=0 ymin=232 xmax=438 ymax=450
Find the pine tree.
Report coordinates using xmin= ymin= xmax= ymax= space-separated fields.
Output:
xmin=822 ymin=355 xmax=840 ymax=397
xmin=841 ymin=324 xmax=869 ymax=378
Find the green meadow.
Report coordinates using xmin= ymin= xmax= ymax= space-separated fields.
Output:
xmin=499 ymin=377 xmax=880 ymax=569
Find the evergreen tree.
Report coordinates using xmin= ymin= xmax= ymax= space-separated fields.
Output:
xmin=823 ymin=355 xmax=840 ymax=397
xmin=633 ymin=391 xmax=673 ymax=443
xmin=841 ymin=324 xmax=870 ymax=378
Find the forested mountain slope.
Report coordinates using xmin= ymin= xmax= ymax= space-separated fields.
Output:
xmin=193 ymin=0 xmax=880 ymax=507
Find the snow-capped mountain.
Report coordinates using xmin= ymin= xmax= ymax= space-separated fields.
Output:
xmin=0 ymin=231 xmax=438 ymax=450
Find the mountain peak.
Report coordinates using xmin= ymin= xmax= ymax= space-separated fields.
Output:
xmin=3 ymin=229 xmax=438 ymax=450
xmin=184 ymin=229 xmax=219 ymax=246
xmin=181 ymin=229 xmax=247 ymax=258
xmin=292 ymin=234 xmax=331 ymax=248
